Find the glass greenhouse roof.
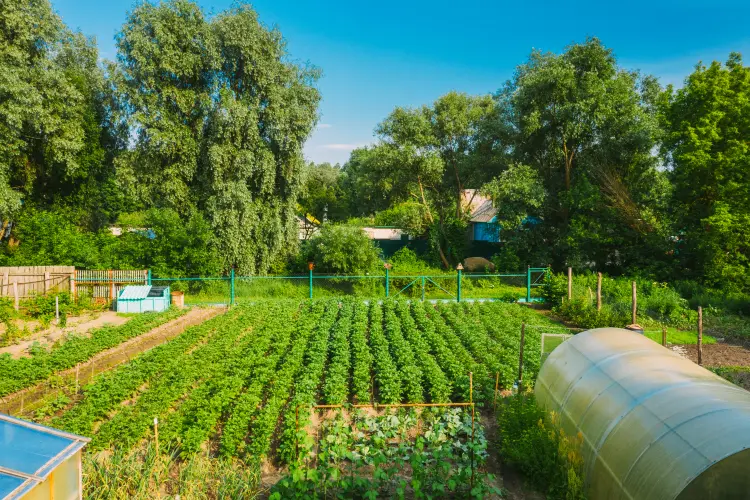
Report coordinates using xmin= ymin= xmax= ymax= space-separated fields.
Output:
xmin=0 ymin=414 xmax=88 ymax=499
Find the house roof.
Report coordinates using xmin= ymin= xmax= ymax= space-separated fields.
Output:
xmin=462 ymin=189 xmax=498 ymax=223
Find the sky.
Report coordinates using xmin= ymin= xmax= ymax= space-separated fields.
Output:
xmin=53 ymin=0 xmax=750 ymax=165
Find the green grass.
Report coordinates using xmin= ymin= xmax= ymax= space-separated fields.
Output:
xmin=644 ymin=326 xmax=716 ymax=345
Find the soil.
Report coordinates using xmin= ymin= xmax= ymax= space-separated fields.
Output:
xmin=670 ymin=341 xmax=750 ymax=367
xmin=3 ymin=306 xmax=223 ymax=416
xmin=0 ymin=311 xmax=132 ymax=359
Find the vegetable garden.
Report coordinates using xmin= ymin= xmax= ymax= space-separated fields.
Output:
xmin=8 ymin=299 xmax=566 ymax=498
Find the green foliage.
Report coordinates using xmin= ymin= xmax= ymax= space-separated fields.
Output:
xmin=662 ymin=53 xmax=750 ymax=292
xmin=113 ymin=0 xmax=320 ymax=274
xmin=305 ymin=224 xmax=383 ymax=275
xmin=498 ymin=394 xmax=586 ymax=500
xmin=298 ymin=162 xmax=347 ymax=223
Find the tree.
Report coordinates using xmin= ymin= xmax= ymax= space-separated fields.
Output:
xmin=112 ymin=0 xmax=320 ymax=274
xmin=662 ymin=53 xmax=750 ymax=290
xmin=343 ymin=92 xmax=497 ymax=268
xmin=298 ymin=162 xmax=346 ymax=223
xmin=0 ymin=0 xmax=111 ymax=228
xmin=493 ymin=38 xmax=667 ymax=272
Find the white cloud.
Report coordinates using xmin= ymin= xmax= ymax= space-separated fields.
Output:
xmin=320 ymin=143 xmax=362 ymax=151
xmin=317 ymin=123 xmax=333 ymax=129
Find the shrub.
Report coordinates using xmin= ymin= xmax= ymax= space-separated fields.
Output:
xmin=304 ymin=224 xmax=382 ymax=275
xmin=497 ymin=394 xmax=586 ymax=500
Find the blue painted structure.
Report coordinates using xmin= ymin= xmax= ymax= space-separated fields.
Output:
xmin=116 ymin=285 xmax=171 ymax=313
xmin=472 ymin=219 xmax=500 ymax=242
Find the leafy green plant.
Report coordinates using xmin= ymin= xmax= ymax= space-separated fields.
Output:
xmin=497 ymin=394 xmax=586 ymax=500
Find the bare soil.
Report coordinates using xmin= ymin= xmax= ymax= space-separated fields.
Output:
xmin=670 ymin=342 xmax=750 ymax=367
xmin=0 ymin=311 xmax=131 ymax=359
xmin=3 ymin=307 xmax=223 ymax=416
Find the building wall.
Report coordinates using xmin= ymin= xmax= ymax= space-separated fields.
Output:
xmin=472 ymin=222 xmax=500 ymax=242
xmin=22 ymin=451 xmax=81 ymax=500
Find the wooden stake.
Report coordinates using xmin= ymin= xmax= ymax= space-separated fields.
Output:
xmin=662 ymin=326 xmax=667 ymax=347
xmin=567 ymin=267 xmax=572 ymax=301
xmin=698 ymin=306 xmax=703 ymax=366
xmin=631 ymin=281 xmax=637 ymax=325
xmin=518 ymin=323 xmax=526 ymax=389
xmin=154 ymin=417 xmax=159 ymax=457
xmin=493 ymin=372 xmax=500 ymax=410
xmin=75 ymin=364 xmax=80 ymax=391
xmin=597 ymin=272 xmax=602 ymax=311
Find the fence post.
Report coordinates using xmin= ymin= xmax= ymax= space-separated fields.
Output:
xmin=70 ymin=270 xmax=76 ymax=299
xmin=597 ymin=272 xmax=602 ymax=311
xmin=697 ymin=306 xmax=703 ymax=366
xmin=457 ymin=264 xmax=463 ymax=303
xmin=384 ymin=264 xmax=390 ymax=298
xmin=13 ymin=282 xmax=18 ymax=311
xmin=526 ymin=266 xmax=531 ymax=303
xmin=518 ymin=322 xmax=526 ymax=389
xmin=44 ymin=272 xmax=50 ymax=294
xmin=147 ymin=269 xmax=152 ymax=286
xmin=109 ymin=269 xmax=115 ymax=307
xmin=230 ymin=268 xmax=235 ymax=306
xmin=567 ymin=267 xmax=572 ymax=301
xmin=632 ymin=281 xmax=637 ymax=324
xmin=662 ymin=325 xmax=667 ymax=347
xmin=421 ymin=276 xmax=425 ymax=302
xmin=308 ymin=263 xmax=314 ymax=300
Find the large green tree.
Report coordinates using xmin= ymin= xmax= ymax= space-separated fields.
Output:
xmin=113 ymin=0 xmax=320 ymax=273
xmin=0 ymin=0 xmax=113 ymax=230
xmin=662 ymin=53 xmax=750 ymax=290
xmin=493 ymin=38 xmax=669 ymax=272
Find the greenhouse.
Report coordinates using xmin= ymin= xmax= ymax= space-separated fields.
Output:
xmin=536 ymin=327 xmax=750 ymax=500
xmin=0 ymin=414 xmax=89 ymax=500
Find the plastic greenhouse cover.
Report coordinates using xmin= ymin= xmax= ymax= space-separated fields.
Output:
xmin=0 ymin=414 xmax=88 ymax=499
xmin=535 ymin=328 xmax=750 ymax=500
xmin=118 ymin=285 xmax=152 ymax=300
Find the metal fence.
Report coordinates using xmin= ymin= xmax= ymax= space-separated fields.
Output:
xmin=150 ymin=267 xmax=550 ymax=306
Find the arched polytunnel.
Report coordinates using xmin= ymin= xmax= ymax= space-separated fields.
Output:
xmin=535 ymin=327 xmax=750 ymax=500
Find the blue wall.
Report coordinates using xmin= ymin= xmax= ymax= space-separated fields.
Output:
xmin=473 ymin=222 xmax=500 ymax=242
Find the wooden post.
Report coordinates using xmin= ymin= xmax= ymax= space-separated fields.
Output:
xmin=493 ymin=372 xmax=500 ymax=410
xmin=631 ymin=281 xmax=637 ymax=325
xmin=662 ymin=325 xmax=667 ymax=347
xmin=698 ymin=306 xmax=703 ymax=366
xmin=44 ymin=272 xmax=50 ymax=294
xmin=75 ymin=363 xmax=80 ymax=391
xmin=12 ymin=282 xmax=18 ymax=311
xmin=518 ymin=323 xmax=526 ymax=388
xmin=154 ymin=417 xmax=159 ymax=457
xmin=109 ymin=269 xmax=115 ymax=306
xmin=597 ymin=272 xmax=602 ymax=311
xmin=70 ymin=270 xmax=76 ymax=298
xmin=2 ymin=270 xmax=8 ymax=297
xmin=567 ymin=267 xmax=572 ymax=301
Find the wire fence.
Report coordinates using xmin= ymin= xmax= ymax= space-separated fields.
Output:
xmin=146 ymin=267 xmax=550 ymax=306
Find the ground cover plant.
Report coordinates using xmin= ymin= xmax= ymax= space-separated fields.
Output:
xmin=15 ymin=298 xmax=565 ymax=498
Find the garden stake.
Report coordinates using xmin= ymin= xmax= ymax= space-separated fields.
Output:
xmin=662 ymin=326 xmax=667 ymax=347
xmin=470 ymin=371 xmax=475 ymax=489
xmin=597 ymin=272 xmax=602 ymax=311
xmin=567 ymin=267 xmax=572 ymax=301
xmin=632 ymin=281 xmax=637 ymax=324
xmin=698 ymin=306 xmax=703 ymax=366
xmin=493 ymin=372 xmax=500 ymax=410
xmin=154 ymin=417 xmax=159 ymax=457
xmin=75 ymin=363 xmax=79 ymax=392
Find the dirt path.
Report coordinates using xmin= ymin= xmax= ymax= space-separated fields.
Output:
xmin=2 ymin=307 xmax=224 ymax=416
xmin=0 ymin=311 xmax=132 ymax=359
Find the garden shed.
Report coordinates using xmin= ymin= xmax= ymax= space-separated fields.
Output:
xmin=536 ymin=327 xmax=750 ymax=500
xmin=0 ymin=414 xmax=89 ymax=500
xmin=116 ymin=285 xmax=171 ymax=313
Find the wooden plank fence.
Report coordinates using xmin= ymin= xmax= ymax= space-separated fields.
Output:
xmin=0 ymin=267 xmax=148 ymax=305
xmin=0 ymin=266 xmax=74 ymax=299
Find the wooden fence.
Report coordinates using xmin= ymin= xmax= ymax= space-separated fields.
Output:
xmin=0 ymin=266 xmax=74 ymax=299
xmin=0 ymin=267 xmax=148 ymax=307
xmin=74 ymin=269 xmax=149 ymax=302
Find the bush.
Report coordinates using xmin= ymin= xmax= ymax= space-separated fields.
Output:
xmin=303 ymin=224 xmax=383 ymax=275
xmin=498 ymin=394 xmax=586 ymax=500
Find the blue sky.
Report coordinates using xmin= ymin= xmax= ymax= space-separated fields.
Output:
xmin=53 ymin=0 xmax=750 ymax=165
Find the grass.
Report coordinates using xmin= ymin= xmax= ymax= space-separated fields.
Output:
xmin=644 ymin=326 xmax=717 ymax=345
